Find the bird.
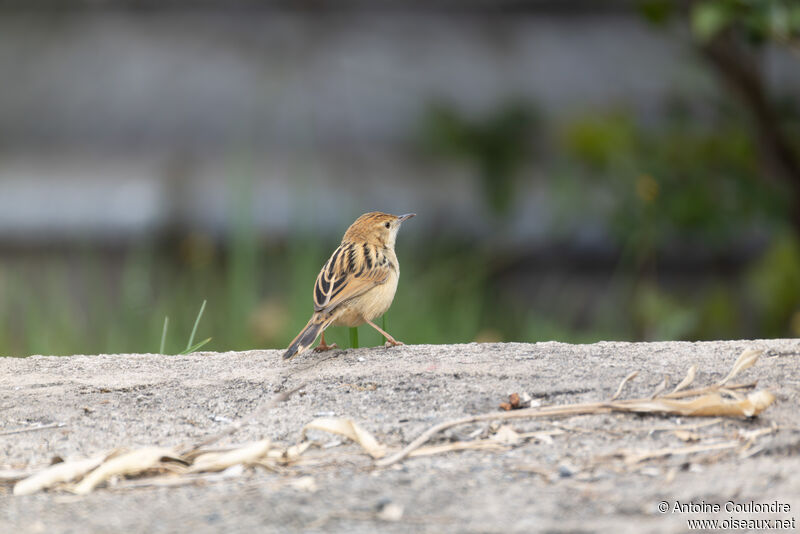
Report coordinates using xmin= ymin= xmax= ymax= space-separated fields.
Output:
xmin=282 ymin=211 xmax=415 ymax=360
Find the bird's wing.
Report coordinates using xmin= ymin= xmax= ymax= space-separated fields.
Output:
xmin=313 ymin=242 xmax=391 ymax=314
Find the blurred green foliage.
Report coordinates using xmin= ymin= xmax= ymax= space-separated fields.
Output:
xmin=633 ymin=283 xmax=700 ymax=341
xmin=562 ymin=109 xmax=789 ymax=247
xmin=748 ymin=234 xmax=800 ymax=337
xmin=639 ymin=0 xmax=800 ymax=43
xmin=422 ymin=101 xmax=538 ymax=217
xmin=559 ymin=105 xmax=799 ymax=341
xmin=0 ymin=237 xmax=491 ymax=356
xmin=413 ymin=86 xmax=798 ymax=343
xmin=1 ymin=91 xmax=798 ymax=357
xmin=631 ymin=0 xmax=800 ymax=341
xmin=689 ymin=0 xmax=800 ymax=43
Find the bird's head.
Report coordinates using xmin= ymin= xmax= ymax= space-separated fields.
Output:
xmin=343 ymin=211 xmax=416 ymax=248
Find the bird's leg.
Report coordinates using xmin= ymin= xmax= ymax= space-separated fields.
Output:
xmin=313 ymin=331 xmax=338 ymax=352
xmin=365 ymin=319 xmax=404 ymax=347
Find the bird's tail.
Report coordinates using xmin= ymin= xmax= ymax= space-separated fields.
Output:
xmin=282 ymin=313 xmax=333 ymax=360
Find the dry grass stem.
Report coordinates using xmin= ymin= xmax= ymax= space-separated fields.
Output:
xmin=718 ymin=349 xmax=763 ymax=386
xmin=671 ymin=365 xmax=697 ymax=394
xmin=376 ymin=349 xmax=773 ymax=467
xmin=610 ymin=371 xmax=638 ymax=401
xmin=188 ymin=439 xmax=272 ymax=473
xmin=14 ymin=454 xmax=107 ymax=496
xmin=303 ymin=418 xmax=386 ymax=459
xmin=407 ymin=441 xmax=508 ymax=458
xmin=0 ymin=423 xmax=65 ymax=436
xmin=660 ymin=382 xmax=755 ymax=399
xmin=649 ymin=375 xmax=670 ymax=399
xmin=615 ymin=441 xmax=740 ymax=465
xmin=73 ymin=447 xmax=183 ymax=495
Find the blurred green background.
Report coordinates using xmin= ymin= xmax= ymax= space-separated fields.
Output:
xmin=0 ymin=1 xmax=799 ymax=356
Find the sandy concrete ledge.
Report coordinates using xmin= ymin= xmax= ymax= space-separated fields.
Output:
xmin=1 ymin=340 xmax=799 ymax=533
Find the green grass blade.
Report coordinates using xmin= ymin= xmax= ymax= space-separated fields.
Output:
xmin=349 ymin=327 xmax=359 ymax=349
xmin=159 ymin=316 xmax=169 ymax=354
xmin=179 ymin=337 xmax=212 ymax=355
xmin=186 ymin=299 xmax=207 ymax=352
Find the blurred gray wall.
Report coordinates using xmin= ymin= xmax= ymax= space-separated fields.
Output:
xmin=1 ymin=7 xmax=798 ymax=242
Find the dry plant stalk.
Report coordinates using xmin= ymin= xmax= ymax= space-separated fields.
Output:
xmin=718 ymin=349 xmax=762 ymax=386
xmin=188 ymin=439 xmax=272 ymax=473
xmin=303 ymin=418 xmax=386 ymax=459
xmin=267 ymin=441 xmax=311 ymax=463
xmin=649 ymin=375 xmax=670 ymax=399
xmin=14 ymin=439 xmax=308 ymax=495
xmin=671 ymin=365 xmax=697 ymax=393
xmin=376 ymin=349 xmax=773 ymax=467
xmin=0 ymin=423 xmax=65 ymax=437
xmin=14 ymin=454 xmax=107 ymax=496
xmin=616 ymin=440 xmax=741 ymax=465
xmin=612 ymin=390 xmax=774 ymax=417
xmin=73 ymin=447 xmax=183 ymax=495
xmin=610 ymin=371 xmax=638 ymax=401
xmin=408 ymin=440 xmax=507 ymax=458
xmin=14 ymin=384 xmax=309 ymax=495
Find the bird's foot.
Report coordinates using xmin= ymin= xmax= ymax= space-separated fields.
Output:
xmin=314 ymin=342 xmax=339 ymax=353
xmin=384 ymin=339 xmax=404 ymax=348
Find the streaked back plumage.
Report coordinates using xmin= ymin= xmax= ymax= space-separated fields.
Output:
xmin=282 ymin=211 xmax=413 ymax=360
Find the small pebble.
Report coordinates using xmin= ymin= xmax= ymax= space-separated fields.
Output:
xmin=211 ymin=415 xmax=233 ymax=423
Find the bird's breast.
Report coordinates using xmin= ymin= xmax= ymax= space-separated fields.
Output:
xmin=332 ymin=267 xmax=399 ymax=327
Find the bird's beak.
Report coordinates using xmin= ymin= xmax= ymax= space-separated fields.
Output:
xmin=398 ymin=213 xmax=416 ymax=222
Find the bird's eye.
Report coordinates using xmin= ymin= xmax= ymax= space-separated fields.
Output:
xmin=384 ymin=222 xmax=390 ymax=228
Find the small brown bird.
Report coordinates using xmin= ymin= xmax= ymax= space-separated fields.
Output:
xmin=282 ymin=211 xmax=416 ymax=360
